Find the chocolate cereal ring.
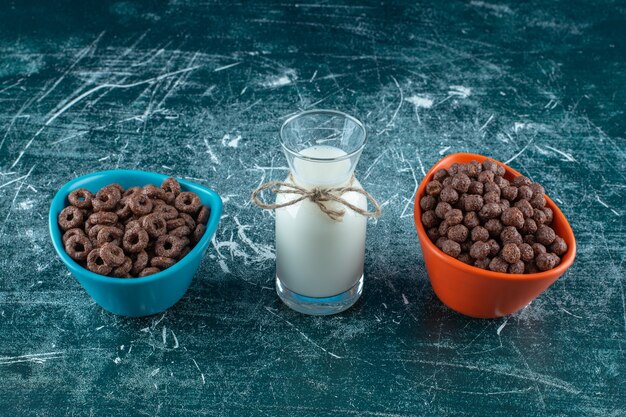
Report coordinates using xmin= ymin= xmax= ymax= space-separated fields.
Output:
xmin=124 ymin=219 xmax=142 ymax=230
xmin=150 ymin=256 xmax=176 ymax=269
xmin=68 ymin=188 xmax=93 ymax=209
xmin=62 ymin=228 xmax=86 ymax=245
xmin=100 ymin=242 xmax=126 ymax=267
xmin=170 ymin=226 xmax=191 ymax=238
xmin=115 ymin=197 xmax=133 ymax=219
xmin=64 ymin=234 xmax=93 ymax=261
xmin=196 ymin=205 xmax=210 ymax=225
xmin=179 ymin=212 xmax=196 ymax=229
xmin=192 ymin=224 xmax=206 ymax=244
xmin=93 ymin=186 xmax=121 ymax=212
xmin=124 ymin=186 xmax=142 ymax=197
xmin=88 ymin=224 xmax=107 ymax=241
xmin=143 ymin=184 xmax=165 ymax=199
xmin=177 ymin=245 xmax=191 ymax=260
xmin=142 ymin=213 xmax=167 ymax=238
xmin=166 ymin=218 xmax=186 ymax=230
xmin=155 ymin=235 xmax=184 ymax=258
xmin=97 ymin=226 xmax=124 ymax=247
xmin=161 ymin=177 xmax=182 ymax=196
xmin=89 ymin=211 xmax=118 ymax=226
xmin=108 ymin=183 xmax=125 ymax=195
xmin=112 ymin=257 xmax=133 ymax=278
xmin=139 ymin=267 xmax=161 ymax=277
xmin=86 ymin=248 xmax=112 ymax=275
xmin=123 ymin=227 xmax=149 ymax=253
xmin=153 ymin=204 xmax=178 ymax=220
xmin=175 ymin=192 xmax=201 ymax=214
xmin=58 ymin=206 xmax=84 ymax=231
xmin=131 ymin=250 xmax=149 ymax=275
xmin=128 ymin=193 xmax=153 ymax=216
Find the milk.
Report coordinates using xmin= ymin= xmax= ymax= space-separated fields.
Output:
xmin=275 ymin=145 xmax=367 ymax=298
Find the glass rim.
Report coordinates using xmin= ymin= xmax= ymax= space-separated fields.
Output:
xmin=279 ymin=109 xmax=367 ymax=163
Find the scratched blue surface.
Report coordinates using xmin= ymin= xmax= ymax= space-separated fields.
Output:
xmin=0 ymin=1 xmax=624 ymax=416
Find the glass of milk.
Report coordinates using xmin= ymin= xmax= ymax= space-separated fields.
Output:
xmin=275 ymin=109 xmax=368 ymax=315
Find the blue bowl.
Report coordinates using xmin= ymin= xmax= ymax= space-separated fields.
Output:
xmin=49 ymin=170 xmax=223 ymax=317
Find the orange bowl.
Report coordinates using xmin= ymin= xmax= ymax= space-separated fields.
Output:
xmin=413 ymin=153 xmax=576 ymax=318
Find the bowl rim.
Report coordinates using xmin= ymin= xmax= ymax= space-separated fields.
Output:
xmin=49 ymin=169 xmax=223 ymax=285
xmin=413 ymin=152 xmax=576 ymax=281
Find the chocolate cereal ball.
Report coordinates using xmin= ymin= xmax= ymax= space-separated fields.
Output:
xmin=464 ymin=195 xmax=484 ymax=212
xmin=531 ymin=243 xmax=547 ymax=257
xmin=468 ymin=180 xmax=484 ymax=195
xmin=517 ymin=185 xmax=533 ymax=201
xmin=435 ymin=202 xmax=452 ymax=219
xmin=484 ymin=218 xmax=503 ymax=237
xmin=484 ymin=181 xmax=501 ymax=196
xmin=420 ymin=195 xmax=437 ymax=211
xmin=447 ymin=224 xmax=469 ymax=243
xmin=427 ymin=227 xmax=439 ymax=241
xmin=509 ymin=261 xmax=525 ymax=274
xmin=474 ymin=257 xmax=491 ymax=269
xmin=479 ymin=203 xmax=502 ymax=219
xmin=467 ymin=160 xmax=482 ymax=177
xmin=422 ymin=210 xmax=439 ymax=228
xmin=486 ymin=239 xmax=500 ymax=256
xmin=512 ymin=176 xmax=532 ymax=187
xmin=523 ymin=234 xmax=536 ymax=245
xmin=521 ymin=218 xmax=538 ymax=234
xmin=489 ymin=257 xmax=509 ymax=273
xmin=440 ymin=186 xmax=459 ymax=204
xmin=470 ymin=241 xmax=490 ymax=260
xmin=478 ymin=170 xmax=495 ymax=183
xmin=464 ymin=211 xmax=480 ymax=229
xmin=501 ymin=243 xmax=521 ymax=264
xmin=530 ymin=183 xmax=545 ymax=196
xmin=433 ymin=169 xmax=448 ymax=182
xmin=518 ymin=243 xmax=534 ymax=262
xmin=451 ymin=173 xmax=471 ymax=193
xmin=483 ymin=191 xmax=500 ymax=204
xmin=501 ymin=207 xmax=525 ymax=229
xmin=441 ymin=239 xmax=461 ymax=258
xmin=501 ymin=186 xmax=518 ymax=202
xmin=501 ymin=226 xmax=523 ymax=245
xmin=494 ymin=176 xmax=510 ymax=189
xmin=471 ymin=226 xmax=489 ymax=242
xmin=536 ymin=253 xmax=560 ymax=271
xmin=448 ymin=163 xmax=461 ymax=176
xmin=482 ymin=159 xmax=498 ymax=173
xmin=536 ymin=225 xmax=556 ymax=245
xmin=438 ymin=221 xmax=451 ymax=237
xmin=514 ymin=199 xmax=534 ymax=218
xmin=444 ymin=209 xmax=463 ymax=226
xmin=426 ymin=180 xmax=443 ymax=197
xmin=458 ymin=253 xmax=473 ymax=265
xmin=530 ymin=194 xmax=546 ymax=209
xmin=543 ymin=207 xmax=554 ymax=224
xmin=533 ymin=209 xmax=547 ymax=225
xmin=549 ymin=236 xmax=568 ymax=256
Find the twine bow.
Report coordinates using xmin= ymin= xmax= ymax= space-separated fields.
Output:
xmin=251 ymin=176 xmax=382 ymax=222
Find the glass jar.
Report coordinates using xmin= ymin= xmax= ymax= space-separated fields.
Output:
xmin=275 ymin=110 xmax=369 ymax=315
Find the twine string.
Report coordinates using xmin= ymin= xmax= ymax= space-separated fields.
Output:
xmin=251 ymin=175 xmax=382 ymax=221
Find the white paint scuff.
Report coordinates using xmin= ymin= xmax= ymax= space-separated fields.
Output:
xmin=262 ymin=72 xmax=296 ymax=88
xmin=405 ymin=95 xmax=433 ymax=109
xmin=221 ymin=133 xmax=242 ymax=148
xmin=448 ymin=85 xmax=472 ymax=98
